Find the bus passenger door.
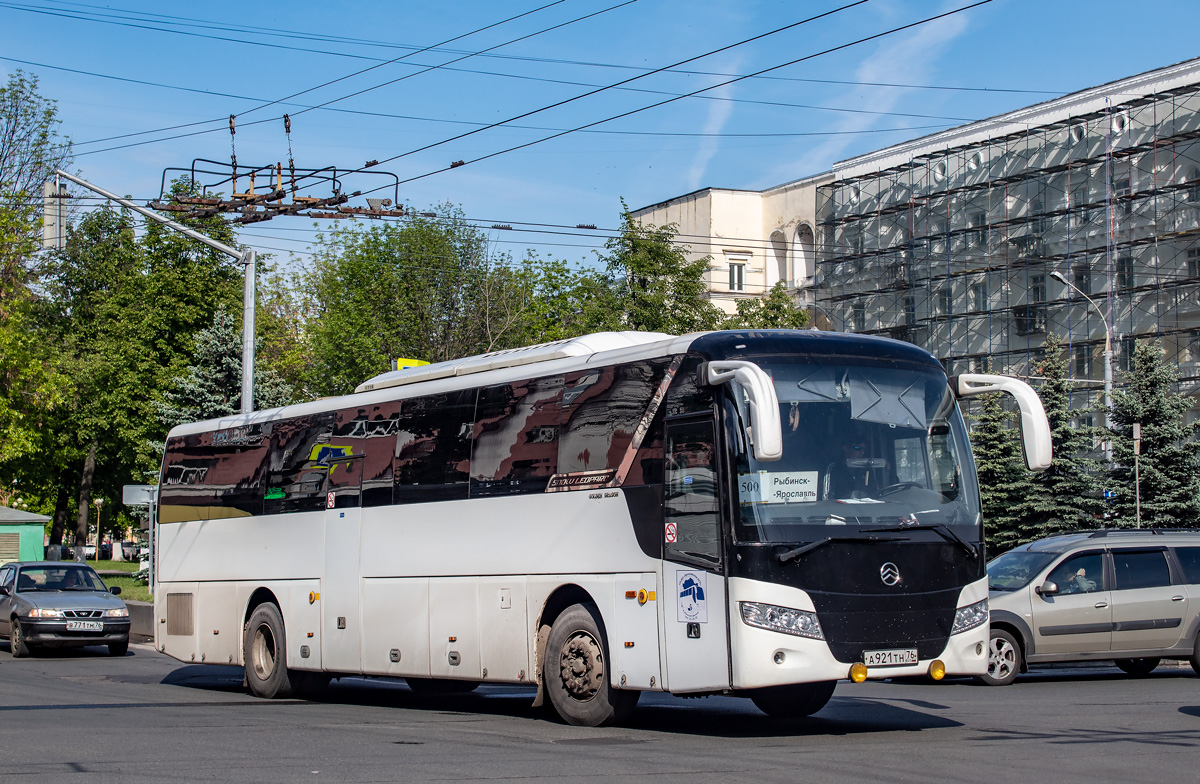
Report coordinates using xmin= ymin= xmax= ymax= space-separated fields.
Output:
xmin=661 ymin=416 xmax=730 ymax=693
xmin=322 ymin=456 xmax=363 ymax=673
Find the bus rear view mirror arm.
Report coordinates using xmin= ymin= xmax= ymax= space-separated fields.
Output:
xmin=703 ymin=360 xmax=783 ymax=462
xmin=952 ymin=373 xmax=1053 ymax=472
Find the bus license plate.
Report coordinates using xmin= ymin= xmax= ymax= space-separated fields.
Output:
xmin=862 ymin=648 xmax=917 ymax=667
xmin=66 ymin=621 xmax=103 ymax=632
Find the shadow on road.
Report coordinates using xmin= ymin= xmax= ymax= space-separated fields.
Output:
xmin=160 ymin=664 xmax=962 ymax=736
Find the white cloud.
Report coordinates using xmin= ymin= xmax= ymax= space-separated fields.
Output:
xmin=684 ymin=59 xmax=741 ymax=190
xmin=773 ymin=2 xmax=971 ymax=181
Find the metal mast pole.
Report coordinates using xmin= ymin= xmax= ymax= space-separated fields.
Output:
xmin=53 ymin=169 xmax=257 ymax=414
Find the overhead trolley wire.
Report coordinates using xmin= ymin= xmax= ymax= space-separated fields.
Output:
xmin=368 ymin=0 xmax=994 ymax=189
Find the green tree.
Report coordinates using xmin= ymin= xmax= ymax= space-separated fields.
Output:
xmin=156 ymin=305 xmax=294 ymax=434
xmin=722 ymin=282 xmax=810 ymax=330
xmin=301 ymin=209 xmax=541 ymax=397
xmin=0 ymin=70 xmax=72 ymax=299
xmin=1008 ymin=333 xmax=1105 ymax=543
xmin=967 ymin=393 xmax=1029 ymax=554
xmin=591 ymin=206 xmax=723 ymax=334
xmin=1105 ymin=340 xmax=1200 ymax=527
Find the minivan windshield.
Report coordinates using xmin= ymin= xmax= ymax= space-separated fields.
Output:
xmin=986 ymin=550 xmax=1057 ymax=592
xmin=728 ymin=356 xmax=980 ymax=544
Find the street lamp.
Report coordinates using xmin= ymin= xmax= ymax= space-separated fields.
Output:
xmin=1049 ymin=270 xmax=1113 ymax=460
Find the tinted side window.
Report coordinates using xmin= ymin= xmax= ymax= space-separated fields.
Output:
xmin=1175 ymin=547 xmax=1200 ymax=584
xmin=263 ymin=414 xmax=336 ymax=515
xmin=471 ymin=376 xmax=564 ymax=497
xmin=559 ymin=359 xmax=669 ymax=479
xmin=333 ymin=401 xmax=402 ymax=508
xmin=394 ymin=390 xmax=474 ymax=504
xmin=1113 ymin=550 xmax=1172 ymax=590
xmin=664 ymin=356 xmax=713 ymax=418
xmin=159 ymin=427 xmax=268 ymax=522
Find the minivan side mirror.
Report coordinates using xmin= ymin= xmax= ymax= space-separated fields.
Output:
xmin=0 ymin=585 xmax=9 ymax=596
xmin=1035 ymin=580 xmax=1059 ymax=597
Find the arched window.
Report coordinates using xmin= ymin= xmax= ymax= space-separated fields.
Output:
xmin=792 ymin=225 xmax=815 ymax=284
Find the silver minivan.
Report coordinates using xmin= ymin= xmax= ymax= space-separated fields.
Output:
xmin=982 ymin=530 xmax=1200 ymax=685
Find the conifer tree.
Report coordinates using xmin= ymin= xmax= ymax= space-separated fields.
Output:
xmin=1008 ymin=333 xmax=1105 ymax=542
xmin=967 ymin=393 xmax=1027 ymax=555
xmin=1105 ymin=341 xmax=1200 ymax=527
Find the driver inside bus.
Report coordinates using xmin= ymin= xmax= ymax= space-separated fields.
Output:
xmin=825 ymin=438 xmax=879 ymax=499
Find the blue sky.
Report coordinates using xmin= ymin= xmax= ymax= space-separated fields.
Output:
xmin=4 ymin=0 xmax=1199 ymax=269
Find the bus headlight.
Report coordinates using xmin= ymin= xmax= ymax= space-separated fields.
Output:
xmin=951 ymin=599 xmax=988 ymax=634
xmin=740 ymin=602 xmax=824 ymax=640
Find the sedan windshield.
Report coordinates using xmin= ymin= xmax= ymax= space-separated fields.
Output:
xmin=729 ymin=357 xmax=980 ymax=544
xmin=16 ymin=565 xmax=108 ymax=592
xmin=986 ymin=550 xmax=1057 ymax=592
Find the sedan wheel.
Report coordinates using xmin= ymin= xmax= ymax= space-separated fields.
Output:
xmin=10 ymin=619 xmax=31 ymax=658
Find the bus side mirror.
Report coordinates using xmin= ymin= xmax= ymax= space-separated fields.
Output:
xmin=703 ymin=360 xmax=782 ymax=462
xmin=952 ymin=373 xmax=1053 ymax=471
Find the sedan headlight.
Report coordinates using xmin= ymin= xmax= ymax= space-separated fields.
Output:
xmin=740 ymin=601 xmax=824 ymax=640
xmin=27 ymin=608 xmax=64 ymax=618
xmin=951 ymin=598 xmax=988 ymax=635
xmin=104 ymin=608 xmax=129 ymax=618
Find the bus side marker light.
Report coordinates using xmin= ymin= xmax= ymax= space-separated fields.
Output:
xmin=637 ymin=589 xmax=648 ymax=604
xmin=307 ymin=632 xmax=314 ymax=638
xmin=624 ymin=642 xmax=635 ymax=648
xmin=625 ymin=591 xmax=637 ymax=599
xmin=309 ymin=592 xmax=319 ymax=604
xmin=928 ymin=660 xmax=946 ymax=681
xmin=849 ymin=663 xmax=868 ymax=683
xmin=449 ymin=636 xmax=457 ymax=642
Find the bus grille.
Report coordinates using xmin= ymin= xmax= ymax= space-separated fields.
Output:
xmin=165 ymin=593 xmax=194 ymax=636
xmin=810 ymin=590 xmax=958 ymax=663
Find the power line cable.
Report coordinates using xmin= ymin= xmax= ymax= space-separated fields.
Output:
xmin=371 ymin=0 xmax=994 ymax=188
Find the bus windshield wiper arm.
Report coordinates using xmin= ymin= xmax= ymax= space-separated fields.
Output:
xmin=778 ymin=535 xmax=903 ymax=563
xmin=863 ymin=524 xmax=978 ymax=559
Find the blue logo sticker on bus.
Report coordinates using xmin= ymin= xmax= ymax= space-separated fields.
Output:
xmin=676 ymin=570 xmax=708 ymax=623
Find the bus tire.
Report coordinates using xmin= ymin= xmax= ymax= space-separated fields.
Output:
xmin=244 ymin=603 xmax=294 ymax=699
xmin=406 ymin=677 xmax=480 ymax=694
xmin=544 ymin=603 xmax=638 ymax=727
xmin=749 ymin=680 xmax=836 ymax=718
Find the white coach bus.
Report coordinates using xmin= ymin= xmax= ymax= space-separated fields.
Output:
xmin=154 ymin=329 xmax=1051 ymax=726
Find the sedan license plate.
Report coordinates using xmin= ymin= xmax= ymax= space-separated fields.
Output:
xmin=862 ymin=648 xmax=918 ymax=667
xmin=66 ymin=620 xmax=103 ymax=632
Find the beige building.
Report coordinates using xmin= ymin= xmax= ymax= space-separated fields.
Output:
xmin=632 ymin=174 xmax=830 ymax=318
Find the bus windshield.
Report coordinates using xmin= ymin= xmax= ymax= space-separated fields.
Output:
xmin=727 ymin=357 xmax=980 ymax=543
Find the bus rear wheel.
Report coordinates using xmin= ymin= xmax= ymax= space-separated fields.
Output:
xmin=244 ymin=603 xmax=294 ymax=699
xmin=748 ymin=681 xmax=836 ymax=718
xmin=544 ymin=603 xmax=638 ymax=727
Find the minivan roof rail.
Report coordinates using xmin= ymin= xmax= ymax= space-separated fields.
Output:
xmin=1075 ymin=528 xmax=1200 ymax=538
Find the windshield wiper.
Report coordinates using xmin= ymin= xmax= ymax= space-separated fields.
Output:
xmin=863 ymin=524 xmax=978 ymax=559
xmin=778 ymin=535 xmax=904 ymax=563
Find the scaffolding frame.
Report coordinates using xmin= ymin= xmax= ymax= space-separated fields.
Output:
xmin=816 ymin=83 xmax=1200 ymax=421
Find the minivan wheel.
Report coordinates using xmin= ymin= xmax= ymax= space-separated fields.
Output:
xmin=1114 ymin=658 xmax=1160 ymax=677
xmin=976 ymin=628 xmax=1021 ymax=686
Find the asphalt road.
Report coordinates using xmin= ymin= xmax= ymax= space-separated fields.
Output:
xmin=1 ymin=641 xmax=1198 ymax=783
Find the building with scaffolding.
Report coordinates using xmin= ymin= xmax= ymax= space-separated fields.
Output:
xmin=632 ymin=57 xmax=1200 ymax=421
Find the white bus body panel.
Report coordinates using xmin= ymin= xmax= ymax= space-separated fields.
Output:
xmin=659 ymin=569 xmax=730 ymax=693
xmin=322 ymin=505 xmax=363 ymax=673
xmin=727 ymin=575 xmax=989 ymax=688
xmin=361 ymin=577 xmax=430 ymax=677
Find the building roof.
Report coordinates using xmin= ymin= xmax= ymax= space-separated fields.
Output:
xmin=0 ymin=505 xmax=50 ymax=524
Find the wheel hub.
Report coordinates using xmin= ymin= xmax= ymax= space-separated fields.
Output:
xmin=989 ymin=637 xmax=1015 ymax=679
xmin=252 ymin=624 xmax=277 ymax=679
xmin=559 ymin=631 xmax=604 ymax=702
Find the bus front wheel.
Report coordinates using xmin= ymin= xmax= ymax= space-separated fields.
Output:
xmin=244 ymin=603 xmax=294 ymax=699
xmin=544 ymin=603 xmax=638 ymax=727
xmin=748 ymin=680 xmax=836 ymax=718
